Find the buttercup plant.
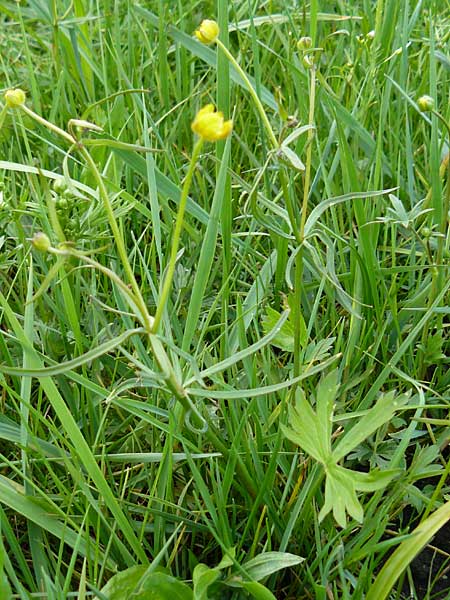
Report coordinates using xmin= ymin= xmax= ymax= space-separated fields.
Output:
xmin=195 ymin=19 xmax=278 ymax=149
xmin=2 ymin=85 xmax=259 ymax=494
xmin=2 ymin=3 xmax=450 ymax=596
xmin=2 ymin=87 xmax=189 ymax=405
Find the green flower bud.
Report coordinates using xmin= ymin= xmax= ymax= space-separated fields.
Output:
xmin=417 ymin=95 xmax=434 ymax=112
xmin=53 ymin=177 xmax=68 ymax=194
xmin=297 ymin=36 xmax=312 ymax=50
xmin=32 ymin=232 xmax=51 ymax=252
xmin=302 ymin=54 xmax=314 ymax=69
xmin=56 ymin=197 xmax=69 ymax=211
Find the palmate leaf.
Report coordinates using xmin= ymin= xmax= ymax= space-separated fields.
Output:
xmin=320 ymin=463 xmax=363 ymax=528
xmin=261 ymin=306 xmax=335 ymax=363
xmin=281 ymin=390 xmax=327 ymax=464
xmin=282 ymin=370 xmax=339 ymax=463
xmin=261 ymin=307 xmax=306 ymax=352
xmin=332 ymin=391 xmax=410 ymax=462
xmin=283 ymin=372 xmax=407 ymax=527
xmin=319 ymin=465 xmax=400 ymax=528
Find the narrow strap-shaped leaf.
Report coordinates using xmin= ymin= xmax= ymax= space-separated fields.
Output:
xmin=186 ymin=310 xmax=290 ymax=384
xmin=187 ymin=354 xmax=340 ymax=398
xmin=366 ymin=500 xmax=450 ymax=600
xmin=0 ymin=328 xmax=144 ymax=377
xmin=304 ymin=188 xmax=396 ymax=237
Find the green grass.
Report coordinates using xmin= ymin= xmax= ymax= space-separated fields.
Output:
xmin=0 ymin=1 xmax=449 ymax=598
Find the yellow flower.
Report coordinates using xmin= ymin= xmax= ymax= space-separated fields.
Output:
xmin=191 ymin=104 xmax=233 ymax=142
xmin=195 ymin=19 xmax=219 ymax=44
xmin=4 ymin=88 xmax=26 ymax=108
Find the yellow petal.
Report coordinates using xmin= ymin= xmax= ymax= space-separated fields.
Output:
xmin=195 ymin=19 xmax=219 ymax=44
xmin=191 ymin=105 xmax=233 ymax=142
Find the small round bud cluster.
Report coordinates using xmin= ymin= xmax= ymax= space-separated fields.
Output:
xmin=32 ymin=232 xmax=51 ymax=252
xmin=417 ymin=95 xmax=434 ymax=112
xmin=52 ymin=179 xmax=84 ymax=241
xmin=4 ymin=88 xmax=26 ymax=109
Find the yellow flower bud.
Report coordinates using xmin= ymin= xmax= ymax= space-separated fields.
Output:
xmin=4 ymin=88 xmax=26 ymax=108
xmin=417 ymin=95 xmax=434 ymax=112
xmin=32 ymin=232 xmax=51 ymax=252
xmin=195 ymin=19 xmax=219 ymax=44
xmin=191 ymin=104 xmax=233 ymax=142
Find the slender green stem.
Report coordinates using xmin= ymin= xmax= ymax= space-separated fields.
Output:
xmin=431 ymin=110 xmax=450 ymax=247
xmin=78 ymin=148 xmax=191 ymax=399
xmin=215 ymin=38 xmax=301 ymax=245
xmin=293 ymin=65 xmax=317 ymax=379
xmin=299 ymin=65 xmax=316 ymax=242
xmin=51 ymin=245 xmax=187 ymax=400
xmin=17 ymin=102 xmax=190 ymax=402
xmin=0 ymin=104 xmax=8 ymax=130
xmin=78 ymin=146 xmax=154 ymax=334
xmin=21 ymin=105 xmax=75 ymax=145
xmin=279 ymin=167 xmax=301 ymax=244
xmin=152 ymin=138 xmax=204 ymax=332
xmin=216 ymin=39 xmax=278 ymax=149
xmin=21 ymin=103 xmax=153 ymax=332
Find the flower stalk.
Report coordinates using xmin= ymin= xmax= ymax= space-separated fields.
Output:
xmin=152 ymin=138 xmax=204 ymax=332
xmin=293 ymin=62 xmax=317 ymax=379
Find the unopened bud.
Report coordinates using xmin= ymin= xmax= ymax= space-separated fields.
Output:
xmin=32 ymin=232 xmax=51 ymax=252
xmin=302 ymin=54 xmax=314 ymax=69
xmin=4 ymin=88 xmax=26 ymax=108
xmin=53 ymin=178 xmax=68 ymax=194
xmin=417 ymin=95 xmax=434 ymax=112
xmin=297 ymin=36 xmax=312 ymax=50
